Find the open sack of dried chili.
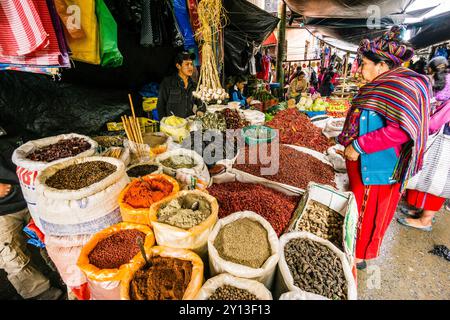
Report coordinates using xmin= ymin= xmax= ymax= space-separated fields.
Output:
xmin=232 ymin=143 xmax=337 ymax=192
xmin=265 ymin=109 xmax=334 ymax=153
xmin=77 ymin=223 xmax=155 ymax=300
xmin=149 ymin=190 xmax=219 ymax=257
xmin=207 ymin=178 xmax=301 ymax=237
xmin=120 ymin=246 xmax=204 ymax=300
xmin=276 ymin=231 xmax=357 ymax=300
xmin=118 ymin=174 xmax=180 ymax=225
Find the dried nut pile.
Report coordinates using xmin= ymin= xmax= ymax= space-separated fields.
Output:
xmin=157 ymin=194 xmax=211 ymax=229
xmin=127 ymin=164 xmax=159 ymax=178
xmin=208 ymin=285 xmax=258 ymax=300
xmin=214 ymin=218 xmax=271 ymax=269
xmin=295 ymin=200 xmax=344 ymax=250
xmin=26 ymin=137 xmax=91 ymax=162
xmin=129 ymin=257 xmax=192 ymax=300
xmin=45 ymin=161 xmax=116 ymax=190
xmin=88 ymin=229 xmax=146 ymax=269
xmin=218 ymin=109 xmax=249 ymax=129
xmin=284 ymin=238 xmax=347 ymax=300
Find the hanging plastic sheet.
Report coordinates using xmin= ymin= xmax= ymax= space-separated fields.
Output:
xmin=53 ymin=0 xmax=86 ymax=39
xmin=173 ymin=0 xmax=196 ymax=50
xmin=63 ymin=0 xmax=101 ymax=65
xmin=46 ymin=0 xmax=70 ymax=68
xmin=96 ymin=0 xmax=123 ymax=67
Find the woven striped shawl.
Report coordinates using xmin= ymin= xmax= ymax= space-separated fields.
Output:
xmin=352 ymin=67 xmax=432 ymax=188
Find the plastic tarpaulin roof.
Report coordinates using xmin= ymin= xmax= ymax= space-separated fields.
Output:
xmin=410 ymin=11 xmax=450 ymax=48
xmin=284 ymin=0 xmax=410 ymax=19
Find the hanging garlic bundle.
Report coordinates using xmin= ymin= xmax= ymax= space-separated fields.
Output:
xmin=192 ymin=0 xmax=228 ymax=104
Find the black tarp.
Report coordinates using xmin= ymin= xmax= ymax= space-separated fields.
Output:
xmin=223 ymin=0 xmax=279 ymax=75
xmin=410 ymin=11 xmax=450 ymax=49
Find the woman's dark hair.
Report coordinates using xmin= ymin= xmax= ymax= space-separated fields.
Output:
xmin=363 ymin=51 xmax=395 ymax=69
xmin=297 ymin=71 xmax=305 ymax=77
xmin=428 ymin=57 xmax=449 ymax=92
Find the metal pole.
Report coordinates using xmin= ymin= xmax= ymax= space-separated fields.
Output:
xmin=276 ymin=0 xmax=286 ymax=93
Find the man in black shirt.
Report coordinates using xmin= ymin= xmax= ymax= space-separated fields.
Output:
xmin=157 ymin=52 xmax=204 ymax=119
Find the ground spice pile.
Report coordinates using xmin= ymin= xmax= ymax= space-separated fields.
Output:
xmin=129 ymin=257 xmax=192 ymax=300
xmin=208 ymin=285 xmax=258 ymax=300
xmin=157 ymin=194 xmax=211 ymax=229
xmin=214 ymin=218 xmax=271 ymax=269
xmin=45 ymin=161 xmax=116 ymax=190
xmin=233 ymin=144 xmax=336 ymax=190
xmin=207 ymin=181 xmax=300 ymax=236
xmin=88 ymin=229 xmax=146 ymax=269
xmin=123 ymin=177 xmax=174 ymax=208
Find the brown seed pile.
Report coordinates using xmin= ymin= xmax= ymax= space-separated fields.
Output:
xmin=214 ymin=218 xmax=271 ymax=269
xmin=208 ymin=285 xmax=258 ymax=300
xmin=295 ymin=200 xmax=344 ymax=250
xmin=285 ymin=238 xmax=347 ymax=300
xmin=129 ymin=257 xmax=192 ymax=300
xmin=26 ymin=137 xmax=91 ymax=162
xmin=45 ymin=161 xmax=116 ymax=190
xmin=88 ymin=229 xmax=146 ymax=269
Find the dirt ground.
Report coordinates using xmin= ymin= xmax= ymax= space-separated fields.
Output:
xmin=1 ymin=203 xmax=449 ymax=300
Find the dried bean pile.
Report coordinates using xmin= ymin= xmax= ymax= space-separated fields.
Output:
xmin=219 ymin=109 xmax=249 ymax=129
xmin=127 ymin=164 xmax=159 ymax=178
xmin=207 ymin=182 xmax=300 ymax=236
xmin=88 ymin=229 xmax=146 ymax=269
xmin=233 ymin=144 xmax=336 ymax=190
xmin=129 ymin=257 xmax=192 ymax=300
xmin=266 ymin=109 xmax=332 ymax=153
xmin=45 ymin=161 xmax=116 ymax=190
xmin=157 ymin=194 xmax=211 ymax=229
xmin=295 ymin=200 xmax=344 ymax=250
xmin=26 ymin=137 xmax=91 ymax=162
xmin=208 ymin=285 xmax=258 ymax=300
xmin=285 ymin=238 xmax=347 ymax=300
xmin=214 ymin=218 xmax=271 ymax=269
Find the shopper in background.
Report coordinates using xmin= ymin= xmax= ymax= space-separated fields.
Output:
xmin=398 ymin=56 xmax=450 ymax=231
xmin=338 ymin=26 xmax=432 ymax=269
xmin=318 ymin=70 xmax=335 ymax=97
xmin=0 ymin=138 xmax=64 ymax=300
xmin=288 ymin=71 xmax=309 ymax=100
xmin=229 ymin=76 xmax=253 ymax=108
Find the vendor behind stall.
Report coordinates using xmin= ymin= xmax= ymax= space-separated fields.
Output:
xmin=157 ymin=52 xmax=204 ymax=118
xmin=288 ymin=71 xmax=309 ymax=100
xmin=229 ymin=76 xmax=253 ymax=108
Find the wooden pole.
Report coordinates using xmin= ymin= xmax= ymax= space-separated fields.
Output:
xmin=341 ymin=52 xmax=350 ymax=98
xmin=276 ymin=0 xmax=286 ymax=90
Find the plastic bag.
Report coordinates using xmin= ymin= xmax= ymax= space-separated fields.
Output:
xmin=118 ymin=174 xmax=180 ymax=225
xmin=275 ymin=231 xmax=357 ymax=300
xmin=96 ymin=0 xmax=123 ymax=67
xmin=120 ymin=246 xmax=204 ymax=300
xmin=207 ymin=211 xmax=280 ymax=289
xmin=54 ymin=0 xmax=86 ymax=39
xmin=12 ymin=133 xmax=98 ymax=232
xmin=149 ymin=190 xmax=219 ymax=256
xmin=279 ymin=290 xmax=328 ymax=300
xmin=160 ymin=116 xmax=189 ymax=143
xmin=77 ymin=223 xmax=155 ymax=282
xmin=36 ymin=157 xmax=128 ymax=236
xmin=196 ymin=273 xmax=273 ymax=300
xmin=64 ymin=0 xmax=100 ymax=64
xmin=326 ymin=145 xmax=346 ymax=173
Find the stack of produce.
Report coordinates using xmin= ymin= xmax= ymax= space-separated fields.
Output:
xmin=266 ymin=109 xmax=333 ymax=153
xmin=121 ymin=176 xmax=176 ymax=209
xmin=26 ymin=137 xmax=91 ymax=162
xmin=182 ymin=130 xmax=239 ymax=165
xmin=214 ymin=218 xmax=271 ymax=269
xmin=129 ymin=257 xmax=193 ymax=300
xmin=218 ymin=109 xmax=249 ymax=129
xmin=208 ymin=285 xmax=258 ymax=300
xmin=294 ymin=200 xmax=344 ymax=250
xmin=88 ymin=229 xmax=146 ymax=269
xmin=297 ymin=96 xmax=329 ymax=112
xmin=207 ymin=182 xmax=300 ymax=236
xmin=157 ymin=194 xmax=212 ymax=230
xmin=45 ymin=161 xmax=116 ymax=190
xmin=326 ymin=98 xmax=351 ymax=118
xmin=284 ymin=238 xmax=348 ymax=300
xmin=233 ymin=144 xmax=336 ymax=190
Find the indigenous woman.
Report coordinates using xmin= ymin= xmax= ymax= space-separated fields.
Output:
xmin=337 ymin=27 xmax=432 ymax=269
xmin=398 ymin=56 xmax=450 ymax=231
